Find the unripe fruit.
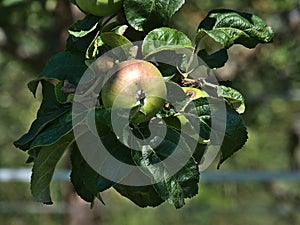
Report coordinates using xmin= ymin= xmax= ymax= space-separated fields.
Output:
xmin=101 ymin=60 xmax=166 ymax=124
xmin=76 ymin=0 xmax=123 ymax=17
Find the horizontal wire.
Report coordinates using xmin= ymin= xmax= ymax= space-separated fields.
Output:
xmin=1 ymin=168 xmax=300 ymax=182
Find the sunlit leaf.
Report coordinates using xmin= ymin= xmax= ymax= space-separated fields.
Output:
xmin=196 ymin=9 xmax=274 ymax=49
xmin=124 ymin=0 xmax=185 ymax=31
xmin=142 ymin=27 xmax=193 ymax=58
xmin=217 ymin=85 xmax=245 ymax=114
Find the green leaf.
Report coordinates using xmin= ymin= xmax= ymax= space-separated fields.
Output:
xmin=186 ymin=97 xmax=248 ymax=166
xmin=86 ymin=25 xmax=130 ymax=59
xmin=110 ymin=25 xmax=129 ymax=35
xmin=168 ymin=158 xmax=199 ymax=199
xmin=187 ymin=98 xmax=212 ymax=140
xmin=124 ymin=0 xmax=185 ymax=31
xmin=142 ymin=27 xmax=193 ymax=58
xmin=198 ymin=48 xmax=228 ymax=69
xmin=129 ymin=125 xmax=199 ymax=208
xmin=1 ymin=0 xmax=25 ymax=7
xmin=39 ymin=51 xmax=87 ymax=85
xmin=71 ymin=144 xmax=114 ymax=204
xmin=85 ymin=33 xmax=105 ymax=59
xmin=29 ymin=110 xmax=74 ymax=149
xmin=196 ymin=9 xmax=274 ymax=49
xmin=101 ymin=22 xmax=127 ymax=34
xmin=218 ymin=106 xmax=248 ymax=168
xmin=77 ymin=111 xmax=136 ymax=175
xmin=217 ymin=86 xmax=245 ymax=114
xmin=31 ymin=133 xmax=74 ymax=204
xmin=100 ymin=32 xmax=133 ymax=59
xmin=190 ymin=141 xmax=207 ymax=165
xmin=14 ymin=80 xmax=70 ymax=151
xmin=66 ymin=15 xmax=101 ymax=53
xmin=161 ymin=89 xmax=210 ymax=163
xmin=68 ymin=15 xmax=100 ymax=38
xmin=100 ymin=132 xmax=136 ymax=165
xmin=85 ymin=31 xmax=132 ymax=59
xmin=113 ymin=184 xmax=164 ymax=208
xmin=86 ymin=25 xmax=131 ymax=59
xmin=54 ymin=81 xmax=74 ymax=104
xmin=100 ymin=32 xmax=132 ymax=48
xmin=27 ymin=79 xmax=40 ymax=97
xmin=163 ymin=114 xmax=206 ymax=144
xmin=87 ymin=108 xmax=112 ymax=137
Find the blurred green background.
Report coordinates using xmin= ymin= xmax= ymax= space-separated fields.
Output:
xmin=0 ymin=0 xmax=300 ymax=224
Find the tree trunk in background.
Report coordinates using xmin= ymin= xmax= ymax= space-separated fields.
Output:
xmin=64 ymin=184 xmax=103 ymax=225
xmin=288 ymin=115 xmax=300 ymax=170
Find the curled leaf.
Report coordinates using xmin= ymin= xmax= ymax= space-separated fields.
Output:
xmin=124 ymin=0 xmax=185 ymax=31
xmin=196 ymin=9 xmax=274 ymax=49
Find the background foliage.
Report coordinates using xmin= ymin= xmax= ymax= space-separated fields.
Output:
xmin=0 ymin=0 xmax=300 ymax=224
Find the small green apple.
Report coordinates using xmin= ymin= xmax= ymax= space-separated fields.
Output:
xmin=76 ymin=0 xmax=123 ymax=17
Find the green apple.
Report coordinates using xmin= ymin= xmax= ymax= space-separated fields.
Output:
xmin=101 ymin=60 xmax=166 ymax=124
xmin=76 ymin=0 xmax=123 ymax=17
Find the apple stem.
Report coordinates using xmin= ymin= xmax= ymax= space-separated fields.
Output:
xmin=136 ymin=89 xmax=146 ymax=105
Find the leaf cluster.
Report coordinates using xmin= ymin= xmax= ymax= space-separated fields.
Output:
xmin=14 ymin=1 xmax=274 ymax=208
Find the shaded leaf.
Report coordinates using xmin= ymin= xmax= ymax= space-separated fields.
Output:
xmin=168 ymin=159 xmax=199 ymax=199
xmin=163 ymin=114 xmax=206 ymax=144
xmin=14 ymin=80 xmax=70 ymax=150
xmin=113 ymin=184 xmax=164 ymax=208
xmin=70 ymin=144 xmax=114 ymax=204
xmin=184 ymin=97 xmax=212 ymax=141
xmin=218 ymin=106 xmax=248 ymax=167
xmin=87 ymin=108 xmax=112 ymax=137
xmin=31 ymin=133 xmax=74 ymax=204
xmin=68 ymin=15 xmax=100 ymax=38
xmin=100 ymin=132 xmax=136 ymax=165
xmin=39 ymin=51 xmax=87 ymax=85
xmin=198 ymin=48 xmax=228 ymax=69
xmin=27 ymin=79 xmax=40 ymax=97
xmin=66 ymin=15 xmax=101 ymax=53
xmin=29 ymin=111 xmax=74 ymax=149
xmin=129 ymin=125 xmax=199 ymax=208
xmin=187 ymin=97 xmax=247 ymax=166
xmin=54 ymin=81 xmax=74 ymax=104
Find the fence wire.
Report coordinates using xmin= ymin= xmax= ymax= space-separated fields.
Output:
xmin=1 ymin=168 xmax=300 ymax=182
